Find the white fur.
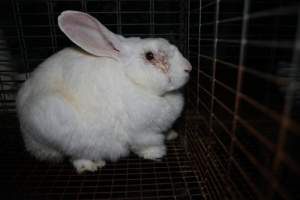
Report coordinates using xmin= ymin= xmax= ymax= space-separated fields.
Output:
xmin=16 ymin=11 xmax=191 ymax=172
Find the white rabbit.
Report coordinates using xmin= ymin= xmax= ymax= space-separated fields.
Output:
xmin=16 ymin=11 xmax=192 ymax=173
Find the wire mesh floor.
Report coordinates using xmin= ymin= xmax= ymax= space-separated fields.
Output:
xmin=1 ymin=128 xmax=203 ymax=200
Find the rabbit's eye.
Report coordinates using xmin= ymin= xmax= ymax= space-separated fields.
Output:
xmin=145 ymin=51 xmax=154 ymax=61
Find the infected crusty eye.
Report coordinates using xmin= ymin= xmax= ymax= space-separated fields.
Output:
xmin=145 ymin=51 xmax=154 ymax=61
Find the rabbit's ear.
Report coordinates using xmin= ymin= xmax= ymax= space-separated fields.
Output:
xmin=58 ymin=10 xmax=121 ymax=58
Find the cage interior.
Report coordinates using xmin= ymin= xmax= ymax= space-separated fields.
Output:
xmin=0 ymin=0 xmax=299 ymax=200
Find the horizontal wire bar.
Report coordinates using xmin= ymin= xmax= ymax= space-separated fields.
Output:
xmin=191 ymin=67 xmax=300 ymax=138
xmin=187 ymin=127 xmax=224 ymax=200
xmin=198 ymin=55 xmax=290 ymax=87
xmin=198 ymin=69 xmax=213 ymax=80
xmin=189 ymin=89 xmax=286 ymax=175
xmin=187 ymin=89 xmax=199 ymax=108
xmin=211 ymin=127 xmax=230 ymax=153
xmin=249 ymin=4 xmax=299 ymax=20
xmin=201 ymin=148 xmax=227 ymax=199
xmin=17 ymin=11 xmax=181 ymax=15
xmin=197 ymin=96 xmax=211 ymax=113
xmin=233 ymin=137 xmax=290 ymax=200
xmin=195 ymin=85 xmax=299 ymax=163
xmin=239 ymin=93 xmax=300 ymax=134
xmin=200 ymin=1 xmax=217 ymax=10
xmin=212 ymin=103 xmax=281 ymax=164
xmin=1 ymin=23 xmax=183 ymax=29
xmin=212 ymin=113 xmax=232 ymax=138
xmin=215 ymin=79 xmax=236 ymax=94
xmin=196 ymin=114 xmax=264 ymax=199
xmin=242 ymin=67 xmax=288 ymax=87
xmin=199 ymin=53 xmax=214 ymax=61
xmin=236 ymin=116 xmax=275 ymax=152
xmin=213 ymin=95 xmax=234 ymax=115
xmin=199 ymin=38 xmax=295 ymax=49
xmin=229 ymin=156 xmax=267 ymax=200
xmin=197 ymin=4 xmax=299 ymax=26
xmin=187 ymin=136 xmax=216 ymax=199
xmin=30 ymin=0 xmax=182 ymax=2
xmin=218 ymin=16 xmax=243 ymax=24
xmin=198 ymin=81 xmax=212 ymax=96
xmin=282 ymin=153 xmax=300 ymax=177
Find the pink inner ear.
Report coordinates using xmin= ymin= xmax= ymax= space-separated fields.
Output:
xmin=58 ymin=11 xmax=121 ymax=58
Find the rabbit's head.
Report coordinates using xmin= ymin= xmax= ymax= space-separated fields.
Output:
xmin=58 ymin=11 xmax=192 ymax=95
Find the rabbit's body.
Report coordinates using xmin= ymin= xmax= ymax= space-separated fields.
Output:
xmin=17 ymin=11 xmax=191 ymax=173
xmin=18 ymin=47 xmax=183 ymax=163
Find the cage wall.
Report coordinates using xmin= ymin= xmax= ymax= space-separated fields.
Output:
xmin=185 ymin=0 xmax=300 ymax=200
xmin=0 ymin=0 xmax=299 ymax=200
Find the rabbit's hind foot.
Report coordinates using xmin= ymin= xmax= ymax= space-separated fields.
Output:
xmin=72 ymin=159 xmax=106 ymax=173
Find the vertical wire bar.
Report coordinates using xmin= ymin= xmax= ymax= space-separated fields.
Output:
xmin=209 ymin=0 xmax=220 ymax=135
xmin=47 ymin=0 xmax=57 ymax=53
xmin=81 ymin=0 xmax=87 ymax=12
xmin=197 ymin=0 xmax=202 ymax=111
xmin=116 ymin=0 xmax=122 ymax=34
xmin=207 ymin=1 xmax=220 ymax=198
xmin=11 ymin=0 xmax=29 ymax=79
xmin=268 ymin=6 xmax=300 ymax=200
xmin=149 ymin=0 xmax=154 ymax=36
xmin=186 ymin=0 xmax=190 ymax=59
xmin=0 ymin=75 xmax=3 ymax=113
xmin=0 ymin=32 xmax=7 ymax=113
xmin=184 ymin=0 xmax=190 ymax=139
xmin=227 ymin=0 xmax=249 ymax=171
xmin=179 ymin=0 xmax=188 ymax=55
xmin=0 ymin=77 xmax=6 ymax=114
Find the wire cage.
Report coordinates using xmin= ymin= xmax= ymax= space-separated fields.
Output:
xmin=0 ymin=0 xmax=299 ymax=199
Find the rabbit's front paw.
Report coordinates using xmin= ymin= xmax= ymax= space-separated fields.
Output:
xmin=166 ymin=130 xmax=178 ymax=141
xmin=138 ymin=146 xmax=166 ymax=160
xmin=95 ymin=160 xmax=106 ymax=168
xmin=72 ymin=159 xmax=106 ymax=173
